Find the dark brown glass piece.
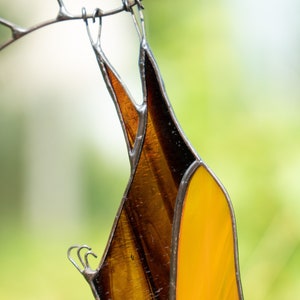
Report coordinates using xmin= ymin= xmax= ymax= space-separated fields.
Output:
xmin=91 ymin=44 xmax=196 ymax=299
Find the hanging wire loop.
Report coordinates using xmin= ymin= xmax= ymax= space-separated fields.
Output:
xmin=82 ymin=7 xmax=103 ymax=48
xmin=0 ymin=0 xmax=142 ymax=51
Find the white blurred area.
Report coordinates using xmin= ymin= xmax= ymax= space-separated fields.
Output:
xmin=0 ymin=0 xmax=140 ymax=231
xmin=228 ymin=0 xmax=300 ymax=109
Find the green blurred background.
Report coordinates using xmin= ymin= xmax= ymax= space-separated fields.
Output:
xmin=0 ymin=0 xmax=299 ymax=299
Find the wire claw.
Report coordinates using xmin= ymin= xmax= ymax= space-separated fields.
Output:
xmin=67 ymin=245 xmax=98 ymax=286
xmin=77 ymin=245 xmax=92 ymax=269
xmin=123 ymin=0 xmax=143 ymax=12
xmin=82 ymin=7 xmax=88 ymax=25
xmin=85 ymin=250 xmax=98 ymax=269
xmin=67 ymin=245 xmax=84 ymax=273
xmin=92 ymin=8 xmax=103 ymax=23
xmin=83 ymin=8 xmax=103 ymax=48
xmin=128 ymin=0 xmax=146 ymax=42
xmin=136 ymin=0 xmax=145 ymax=10
xmin=123 ymin=0 xmax=131 ymax=12
xmin=67 ymin=244 xmax=94 ymax=273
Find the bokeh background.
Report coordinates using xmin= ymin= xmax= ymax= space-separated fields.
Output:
xmin=0 ymin=0 xmax=299 ymax=299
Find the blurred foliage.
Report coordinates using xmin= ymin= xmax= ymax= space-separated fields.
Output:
xmin=0 ymin=107 xmax=24 ymax=219
xmin=0 ymin=0 xmax=300 ymax=299
xmin=80 ymin=146 xmax=128 ymax=229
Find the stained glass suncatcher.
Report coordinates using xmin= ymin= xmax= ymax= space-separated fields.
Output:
xmin=0 ymin=1 xmax=243 ymax=299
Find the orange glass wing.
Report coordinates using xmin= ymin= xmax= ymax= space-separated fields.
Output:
xmin=70 ymin=39 xmax=243 ymax=299
xmin=172 ymin=163 xmax=243 ymax=299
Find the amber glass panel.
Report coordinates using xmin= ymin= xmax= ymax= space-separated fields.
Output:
xmin=92 ymin=47 xmax=196 ymax=299
xmin=94 ymin=210 xmax=152 ymax=299
xmin=176 ymin=164 xmax=240 ymax=299
xmin=105 ymin=65 xmax=139 ymax=149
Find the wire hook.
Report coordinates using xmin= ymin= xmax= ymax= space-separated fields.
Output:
xmin=82 ymin=7 xmax=103 ymax=48
xmin=124 ymin=0 xmax=146 ymax=42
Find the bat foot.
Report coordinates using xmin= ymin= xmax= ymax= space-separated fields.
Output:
xmin=67 ymin=244 xmax=98 ymax=282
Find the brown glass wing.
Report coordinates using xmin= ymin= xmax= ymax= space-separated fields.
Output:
xmin=91 ymin=45 xmax=196 ymax=299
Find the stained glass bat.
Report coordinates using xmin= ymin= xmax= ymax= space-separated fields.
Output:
xmin=0 ymin=0 xmax=243 ymax=298
xmin=68 ymin=2 xmax=243 ymax=300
